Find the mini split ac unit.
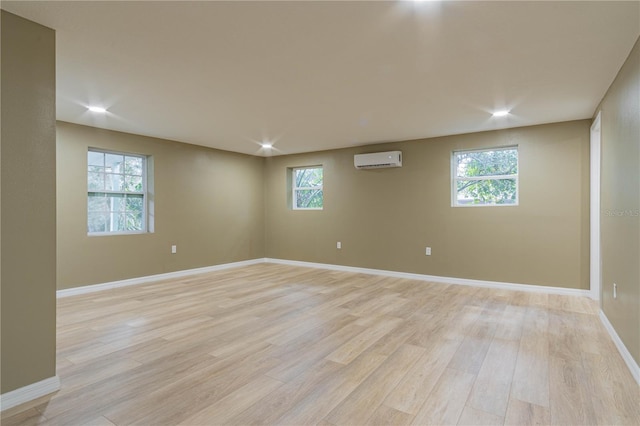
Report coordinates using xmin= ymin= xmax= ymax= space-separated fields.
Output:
xmin=354 ymin=151 xmax=402 ymax=169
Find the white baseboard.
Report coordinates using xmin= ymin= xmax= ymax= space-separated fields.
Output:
xmin=0 ymin=376 xmax=60 ymax=412
xmin=58 ymin=257 xmax=591 ymax=299
xmin=265 ymin=258 xmax=591 ymax=297
xmin=599 ymin=310 xmax=640 ymax=385
xmin=57 ymin=258 xmax=266 ymax=298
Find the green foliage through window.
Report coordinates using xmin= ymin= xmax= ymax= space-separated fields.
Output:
xmin=293 ymin=167 xmax=323 ymax=209
xmin=88 ymin=149 xmax=147 ymax=233
xmin=453 ymin=147 xmax=518 ymax=206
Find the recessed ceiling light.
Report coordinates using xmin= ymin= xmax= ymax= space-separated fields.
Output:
xmin=492 ymin=110 xmax=510 ymax=117
xmin=262 ymin=143 xmax=272 ymax=149
xmin=88 ymin=106 xmax=107 ymax=113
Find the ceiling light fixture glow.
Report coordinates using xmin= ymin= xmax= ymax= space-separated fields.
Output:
xmin=492 ymin=110 xmax=510 ymax=117
xmin=88 ymin=106 xmax=107 ymax=113
xmin=262 ymin=143 xmax=272 ymax=149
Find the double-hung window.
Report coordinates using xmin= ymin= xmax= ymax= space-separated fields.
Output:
xmin=87 ymin=149 xmax=148 ymax=234
xmin=292 ymin=166 xmax=323 ymax=210
xmin=452 ymin=146 xmax=518 ymax=206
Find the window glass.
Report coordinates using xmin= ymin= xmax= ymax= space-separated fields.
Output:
xmin=88 ymin=149 xmax=148 ymax=234
xmin=452 ymin=147 xmax=518 ymax=206
xmin=293 ymin=166 xmax=323 ymax=210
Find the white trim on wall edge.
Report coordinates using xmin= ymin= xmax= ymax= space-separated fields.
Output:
xmin=599 ymin=310 xmax=640 ymax=385
xmin=58 ymin=257 xmax=590 ymax=298
xmin=0 ymin=376 xmax=60 ymax=412
xmin=57 ymin=258 xmax=266 ymax=298
xmin=265 ymin=258 xmax=591 ymax=297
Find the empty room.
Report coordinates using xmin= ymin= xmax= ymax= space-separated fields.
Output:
xmin=1 ymin=1 xmax=639 ymax=425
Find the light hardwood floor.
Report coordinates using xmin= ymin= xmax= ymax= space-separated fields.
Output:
xmin=2 ymin=263 xmax=639 ymax=425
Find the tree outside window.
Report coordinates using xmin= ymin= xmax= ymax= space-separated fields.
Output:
xmin=88 ymin=149 xmax=148 ymax=233
xmin=293 ymin=166 xmax=323 ymax=210
xmin=452 ymin=147 xmax=518 ymax=206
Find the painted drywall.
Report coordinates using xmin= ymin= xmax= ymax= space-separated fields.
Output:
xmin=56 ymin=122 xmax=265 ymax=289
xmin=1 ymin=11 xmax=57 ymax=394
xmin=265 ymin=120 xmax=590 ymax=290
xmin=597 ymin=37 xmax=640 ymax=365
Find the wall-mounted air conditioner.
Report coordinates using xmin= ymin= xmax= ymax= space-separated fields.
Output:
xmin=354 ymin=151 xmax=402 ymax=169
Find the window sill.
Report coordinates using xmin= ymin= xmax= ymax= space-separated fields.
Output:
xmin=88 ymin=231 xmax=151 ymax=237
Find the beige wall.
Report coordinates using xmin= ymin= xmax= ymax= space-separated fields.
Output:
xmin=265 ymin=121 xmax=590 ymax=289
xmin=597 ymin=37 xmax=640 ymax=365
xmin=60 ymin=120 xmax=591 ymax=291
xmin=1 ymin=11 xmax=57 ymax=393
xmin=56 ymin=122 xmax=265 ymax=289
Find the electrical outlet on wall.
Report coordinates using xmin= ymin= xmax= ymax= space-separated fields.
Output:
xmin=425 ymin=247 xmax=432 ymax=256
xmin=337 ymin=242 xmax=342 ymax=249
xmin=613 ymin=282 xmax=617 ymax=299
xmin=171 ymin=245 xmax=177 ymax=254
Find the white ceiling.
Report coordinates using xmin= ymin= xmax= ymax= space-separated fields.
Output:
xmin=3 ymin=1 xmax=639 ymax=156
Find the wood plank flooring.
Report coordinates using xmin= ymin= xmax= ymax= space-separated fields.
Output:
xmin=2 ymin=263 xmax=639 ymax=425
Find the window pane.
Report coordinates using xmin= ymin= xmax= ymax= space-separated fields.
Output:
xmin=295 ymin=167 xmax=323 ymax=188
xmin=105 ymin=154 xmax=124 ymax=173
xmin=125 ymin=211 xmax=143 ymax=231
xmin=456 ymin=148 xmax=518 ymax=178
xmin=105 ymin=174 xmax=125 ymax=191
xmin=295 ymin=189 xmax=324 ymax=209
xmin=88 ymin=172 xmax=105 ymax=191
xmin=126 ymin=195 xmax=144 ymax=212
xmin=109 ymin=213 xmax=126 ymax=232
xmin=125 ymin=156 xmax=143 ymax=176
xmin=88 ymin=194 xmax=108 ymax=212
xmin=124 ymin=175 xmax=143 ymax=192
xmin=456 ymin=178 xmax=517 ymax=205
xmin=106 ymin=194 xmax=125 ymax=211
xmin=88 ymin=151 xmax=104 ymax=167
xmin=88 ymin=211 xmax=108 ymax=233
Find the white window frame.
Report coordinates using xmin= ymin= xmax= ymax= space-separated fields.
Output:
xmin=88 ymin=148 xmax=148 ymax=235
xmin=451 ymin=146 xmax=519 ymax=207
xmin=292 ymin=166 xmax=323 ymax=210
